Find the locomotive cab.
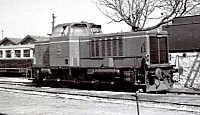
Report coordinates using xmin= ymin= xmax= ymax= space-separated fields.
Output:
xmin=48 ymin=22 xmax=102 ymax=67
xmin=51 ymin=22 xmax=102 ymax=37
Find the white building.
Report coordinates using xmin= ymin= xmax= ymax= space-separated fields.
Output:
xmin=0 ymin=35 xmax=49 ymax=77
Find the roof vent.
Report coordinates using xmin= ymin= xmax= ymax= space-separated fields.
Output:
xmin=81 ymin=21 xmax=87 ymax=23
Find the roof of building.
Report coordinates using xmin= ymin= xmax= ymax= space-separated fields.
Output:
xmin=0 ymin=35 xmax=49 ymax=46
xmin=173 ymin=15 xmax=200 ymax=19
xmin=0 ymin=37 xmax=23 ymax=45
xmin=163 ymin=15 xmax=200 ymax=52
xmin=171 ymin=15 xmax=200 ymax=25
xmin=20 ymin=35 xmax=49 ymax=43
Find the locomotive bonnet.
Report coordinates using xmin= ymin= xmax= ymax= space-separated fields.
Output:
xmin=32 ymin=21 xmax=175 ymax=92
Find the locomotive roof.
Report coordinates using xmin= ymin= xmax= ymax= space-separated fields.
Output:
xmin=90 ymin=29 xmax=168 ymax=38
xmin=55 ymin=22 xmax=101 ymax=28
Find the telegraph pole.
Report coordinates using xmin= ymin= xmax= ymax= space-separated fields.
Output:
xmin=48 ymin=14 xmax=57 ymax=36
xmin=52 ymin=14 xmax=56 ymax=33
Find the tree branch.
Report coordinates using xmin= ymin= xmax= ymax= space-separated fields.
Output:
xmin=94 ymin=0 xmax=200 ymax=32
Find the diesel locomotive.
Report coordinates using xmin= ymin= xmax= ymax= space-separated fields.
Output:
xmin=32 ymin=21 xmax=175 ymax=92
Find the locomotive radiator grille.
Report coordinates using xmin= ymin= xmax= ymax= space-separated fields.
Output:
xmin=150 ymin=37 xmax=168 ymax=64
xmin=90 ymin=36 xmax=124 ymax=58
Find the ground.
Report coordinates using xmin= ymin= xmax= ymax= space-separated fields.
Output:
xmin=0 ymin=90 xmax=199 ymax=115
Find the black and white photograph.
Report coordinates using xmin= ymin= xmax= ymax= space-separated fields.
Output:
xmin=0 ymin=0 xmax=200 ymax=115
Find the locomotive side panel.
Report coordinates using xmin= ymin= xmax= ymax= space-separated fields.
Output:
xmin=130 ymin=35 xmax=147 ymax=57
xmin=79 ymin=37 xmax=90 ymax=59
xmin=80 ymin=58 xmax=110 ymax=67
xmin=49 ymin=36 xmax=81 ymax=67
xmin=125 ymin=36 xmax=142 ymax=57
xmin=122 ymin=35 xmax=147 ymax=67
xmin=80 ymin=33 xmax=148 ymax=68
xmin=113 ymin=58 xmax=140 ymax=67
xmin=34 ymin=43 xmax=50 ymax=67
xmin=68 ymin=36 xmax=80 ymax=66
xmin=49 ymin=37 xmax=69 ymax=67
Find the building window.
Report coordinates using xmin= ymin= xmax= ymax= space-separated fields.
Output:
xmin=15 ymin=50 xmax=21 ymax=58
xmin=6 ymin=50 xmax=11 ymax=58
xmin=24 ymin=50 xmax=30 ymax=57
xmin=0 ymin=51 xmax=2 ymax=58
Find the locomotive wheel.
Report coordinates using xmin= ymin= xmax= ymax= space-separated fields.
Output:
xmin=93 ymin=84 xmax=100 ymax=90
xmin=59 ymin=82 xmax=73 ymax=88
xmin=44 ymin=81 xmax=55 ymax=87
xmin=58 ymin=69 xmax=74 ymax=88
xmin=94 ymin=83 xmax=109 ymax=91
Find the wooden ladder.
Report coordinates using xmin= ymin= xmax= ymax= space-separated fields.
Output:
xmin=184 ymin=52 xmax=200 ymax=88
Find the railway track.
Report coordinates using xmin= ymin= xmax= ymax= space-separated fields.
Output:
xmin=0 ymin=81 xmax=34 ymax=86
xmin=0 ymin=80 xmax=200 ymax=113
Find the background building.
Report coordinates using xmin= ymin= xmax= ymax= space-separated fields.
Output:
xmin=163 ymin=15 xmax=200 ymax=53
xmin=0 ymin=35 xmax=49 ymax=77
xmin=163 ymin=15 xmax=200 ymax=89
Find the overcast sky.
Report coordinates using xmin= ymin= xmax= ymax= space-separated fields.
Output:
xmin=0 ymin=0 xmax=131 ymax=39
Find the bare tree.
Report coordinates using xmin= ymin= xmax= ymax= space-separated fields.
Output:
xmin=187 ymin=5 xmax=200 ymax=15
xmin=93 ymin=0 xmax=200 ymax=31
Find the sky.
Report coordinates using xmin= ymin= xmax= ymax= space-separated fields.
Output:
xmin=0 ymin=0 xmax=131 ymax=39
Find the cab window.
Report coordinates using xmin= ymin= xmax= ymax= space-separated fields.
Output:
xmin=91 ymin=25 xmax=102 ymax=35
xmin=51 ymin=26 xmax=69 ymax=37
xmin=70 ymin=24 xmax=88 ymax=36
xmin=91 ymin=27 xmax=102 ymax=35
